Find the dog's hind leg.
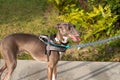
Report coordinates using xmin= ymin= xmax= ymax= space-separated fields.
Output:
xmin=2 ymin=60 xmax=17 ymax=80
xmin=0 ymin=42 xmax=7 ymax=77
xmin=1 ymin=49 xmax=17 ymax=80
xmin=0 ymin=44 xmax=7 ymax=77
xmin=2 ymin=56 xmax=17 ymax=80
xmin=0 ymin=63 xmax=7 ymax=76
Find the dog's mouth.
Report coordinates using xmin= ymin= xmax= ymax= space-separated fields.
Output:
xmin=69 ymin=35 xmax=80 ymax=42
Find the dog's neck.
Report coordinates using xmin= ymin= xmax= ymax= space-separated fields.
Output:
xmin=56 ymin=31 xmax=68 ymax=44
xmin=50 ymin=32 xmax=68 ymax=45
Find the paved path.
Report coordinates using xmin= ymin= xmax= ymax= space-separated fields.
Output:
xmin=0 ymin=60 xmax=120 ymax=80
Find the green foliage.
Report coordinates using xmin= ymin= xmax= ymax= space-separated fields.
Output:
xmin=88 ymin=0 xmax=120 ymax=16
xmin=59 ymin=5 xmax=118 ymax=42
xmin=87 ymin=0 xmax=120 ymax=31
xmin=17 ymin=53 xmax=33 ymax=60
xmin=47 ymin=0 xmax=79 ymax=14
xmin=108 ymin=0 xmax=120 ymax=15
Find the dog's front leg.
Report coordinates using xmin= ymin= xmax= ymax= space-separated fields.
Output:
xmin=47 ymin=51 xmax=59 ymax=80
xmin=52 ymin=65 xmax=57 ymax=80
xmin=47 ymin=65 xmax=53 ymax=80
xmin=47 ymin=64 xmax=57 ymax=80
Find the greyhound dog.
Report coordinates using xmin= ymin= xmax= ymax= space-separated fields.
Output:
xmin=0 ymin=22 xmax=80 ymax=80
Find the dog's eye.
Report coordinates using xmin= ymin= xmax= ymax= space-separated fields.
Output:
xmin=73 ymin=25 xmax=76 ymax=28
xmin=68 ymin=27 xmax=71 ymax=30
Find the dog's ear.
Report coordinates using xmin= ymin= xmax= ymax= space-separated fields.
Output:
xmin=56 ymin=23 xmax=61 ymax=28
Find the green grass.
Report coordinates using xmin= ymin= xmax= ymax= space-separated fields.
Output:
xmin=0 ymin=0 xmax=59 ymax=39
xmin=0 ymin=0 xmax=45 ymax=24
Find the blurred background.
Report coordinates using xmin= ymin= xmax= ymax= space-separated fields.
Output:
xmin=0 ymin=0 xmax=120 ymax=61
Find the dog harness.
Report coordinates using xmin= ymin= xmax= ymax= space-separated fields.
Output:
xmin=39 ymin=35 xmax=69 ymax=61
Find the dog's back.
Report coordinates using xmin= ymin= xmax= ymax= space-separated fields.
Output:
xmin=1 ymin=33 xmax=47 ymax=60
xmin=2 ymin=33 xmax=46 ymax=52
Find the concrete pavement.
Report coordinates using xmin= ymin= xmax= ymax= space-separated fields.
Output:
xmin=0 ymin=60 xmax=120 ymax=80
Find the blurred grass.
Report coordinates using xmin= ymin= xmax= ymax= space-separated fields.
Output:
xmin=0 ymin=0 xmax=59 ymax=39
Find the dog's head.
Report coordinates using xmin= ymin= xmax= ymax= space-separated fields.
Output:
xmin=56 ymin=22 xmax=80 ymax=42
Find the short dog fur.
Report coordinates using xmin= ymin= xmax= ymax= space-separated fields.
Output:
xmin=0 ymin=22 xmax=80 ymax=80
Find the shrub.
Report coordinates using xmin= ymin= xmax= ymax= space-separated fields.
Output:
xmin=58 ymin=5 xmax=118 ymax=42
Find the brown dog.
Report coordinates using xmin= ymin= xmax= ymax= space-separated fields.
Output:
xmin=0 ymin=22 xmax=80 ymax=80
